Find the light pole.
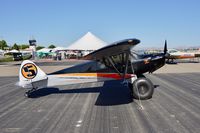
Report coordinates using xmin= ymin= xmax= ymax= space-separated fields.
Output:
xmin=29 ymin=39 xmax=37 ymax=60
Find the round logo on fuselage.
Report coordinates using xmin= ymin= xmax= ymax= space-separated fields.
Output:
xmin=21 ymin=63 xmax=37 ymax=79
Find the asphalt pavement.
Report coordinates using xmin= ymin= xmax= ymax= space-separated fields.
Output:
xmin=0 ymin=73 xmax=199 ymax=133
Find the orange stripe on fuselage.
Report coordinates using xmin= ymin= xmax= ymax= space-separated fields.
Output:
xmin=55 ymin=73 xmax=133 ymax=80
xmin=179 ymin=55 xmax=195 ymax=59
xmin=97 ymin=73 xmax=132 ymax=80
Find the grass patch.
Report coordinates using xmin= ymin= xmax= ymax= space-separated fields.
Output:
xmin=0 ymin=55 xmax=32 ymax=62
xmin=0 ymin=57 xmax=13 ymax=62
xmin=23 ymin=55 xmax=32 ymax=60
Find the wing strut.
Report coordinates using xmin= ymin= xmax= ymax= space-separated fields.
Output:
xmin=107 ymin=57 xmax=123 ymax=78
xmin=123 ymin=52 xmax=129 ymax=79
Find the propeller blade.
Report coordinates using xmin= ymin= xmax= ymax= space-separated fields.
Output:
xmin=164 ymin=40 xmax=167 ymax=55
xmin=164 ymin=40 xmax=170 ymax=58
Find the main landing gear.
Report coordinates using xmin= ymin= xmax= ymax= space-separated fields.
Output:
xmin=129 ymin=76 xmax=154 ymax=100
xmin=24 ymin=88 xmax=37 ymax=98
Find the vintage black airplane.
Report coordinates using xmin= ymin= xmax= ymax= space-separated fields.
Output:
xmin=18 ymin=38 xmax=167 ymax=100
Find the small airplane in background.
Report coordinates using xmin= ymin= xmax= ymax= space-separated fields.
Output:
xmin=18 ymin=38 xmax=168 ymax=100
xmin=166 ymin=49 xmax=200 ymax=63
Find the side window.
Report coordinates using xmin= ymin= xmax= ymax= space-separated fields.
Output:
xmin=111 ymin=54 xmax=121 ymax=73
xmin=96 ymin=59 xmax=114 ymax=72
xmin=96 ymin=61 xmax=106 ymax=69
xmin=102 ymin=58 xmax=113 ymax=69
xmin=111 ymin=53 xmax=126 ymax=65
xmin=110 ymin=53 xmax=127 ymax=73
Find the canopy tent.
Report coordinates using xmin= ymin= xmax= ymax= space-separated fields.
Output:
xmin=9 ymin=49 xmax=20 ymax=53
xmin=52 ymin=46 xmax=67 ymax=52
xmin=67 ymin=32 xmax=107 ymax=51
xmin=0 ymin=49 xmax=4 ymax=53
xmin=36 ymin=48 xmax=54 ymax=58
xmin=0 ymin=49 xmax=4 ymax=56
xmin=37 ymin=48 xmax=52 ymax=53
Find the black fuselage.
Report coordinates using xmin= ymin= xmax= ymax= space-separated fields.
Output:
xmin=130 ymin=52 xmax=165 ymax=76
xmin=50 ymin=51 xmax=165 ymax=77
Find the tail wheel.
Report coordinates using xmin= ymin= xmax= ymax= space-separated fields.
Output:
xmin=132 ymin=77 xmax=154 ymax=100
xmin=24 ymin=88 xmax=37 ymax=98
xmin=24 ymin=91 xmax=30 ymax=98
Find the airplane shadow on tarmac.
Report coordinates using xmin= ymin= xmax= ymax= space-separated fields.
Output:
xmin=28 ymin=80 xmax=134 ymax=106
xmin=29 ymin=80 xmax=159 ymax=106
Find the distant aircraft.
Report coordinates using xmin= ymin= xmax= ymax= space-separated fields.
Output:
xmin=18 ymin=39 xmax=167 ymax=100
xmin=166 ymin=48 xmax=200 ymax=63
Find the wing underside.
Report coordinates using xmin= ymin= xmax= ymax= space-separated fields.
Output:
xmin=82 ymin=39 xmax=140 ymax=60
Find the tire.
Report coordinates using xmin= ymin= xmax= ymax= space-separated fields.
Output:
xmin=132 ymin=77 xmax=154 ymax=100
xmin=24 ymin=92 xmax=30 ymax=98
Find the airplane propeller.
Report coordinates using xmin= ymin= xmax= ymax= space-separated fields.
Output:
xmin=164 ymin=40 xmax=170 ymax=58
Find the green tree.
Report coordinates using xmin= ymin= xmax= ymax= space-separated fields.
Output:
xmin=0 ymin=40 xmax=8 ymax=50
xmin=48 ymin=45 xmax=56 ymax=49
xmin=19 ymin=44 xmax=29 ymax=49
xmin=36 ymin=46 xmax=45 ymax=51
xmin=12 ymin=43 xmax=19 ymax=50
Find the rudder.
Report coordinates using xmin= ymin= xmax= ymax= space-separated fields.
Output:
xmin=19 ymin=60 xmax=48 ymax=89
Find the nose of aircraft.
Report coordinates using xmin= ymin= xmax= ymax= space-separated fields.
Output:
xmin=149 ymin=54 xmax=165 ymax=73
xmin=131 ymin=40 xmax=168 ymax=75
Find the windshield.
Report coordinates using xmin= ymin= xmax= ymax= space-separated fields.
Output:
xmin=130 ymin=50 xmax=143 ymax=60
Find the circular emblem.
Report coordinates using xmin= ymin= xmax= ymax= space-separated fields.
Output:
xmin=21 ymin=63 xmax=37 ymax=79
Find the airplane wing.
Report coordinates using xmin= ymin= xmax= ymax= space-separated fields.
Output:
xmin=82 ymin=38 xmax=140 ymax=60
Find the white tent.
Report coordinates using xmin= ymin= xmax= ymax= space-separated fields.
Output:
xmin=67 ymin=32 xmax=107 ymax=50
xmin=37 ymin=48 xmax=52 ymax=53
xmin=0 ymin=49 xmax=4 ymax=56
xmin=0 ymin=49 xmax=4 ymax=53
xmin=53 ymin=46 xmax=67 ymax=52
xmin=9 ymin=49 xmax=20 ymax=53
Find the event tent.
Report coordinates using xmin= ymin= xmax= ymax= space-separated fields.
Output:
xmin=9 ymin=49 xmax=20 ymax=53
xmin=53 ymin=46 xmax=67 ymax=52
xmin=0 ymin=49 xmax=4 ymax=53
xmin=37 ymin=48 xmax=52 ymax=53
xmin=67 ymin=32 xmax=107 ymax=50
xmin=36 ymin=48 xmax=54 ymax=58
xmin=0 ymin=49 xmax=4 ymax=56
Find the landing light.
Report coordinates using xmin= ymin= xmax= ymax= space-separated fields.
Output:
xmin=128 ymin=40 xmax=133 ymax=43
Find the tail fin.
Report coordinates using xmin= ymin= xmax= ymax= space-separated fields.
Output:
xmin=19 ymin=60 xmax=48 ymax=89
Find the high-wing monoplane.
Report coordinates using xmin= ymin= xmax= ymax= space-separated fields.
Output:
xmin=166 ymin=49 xmax=200 ymax=63
xmin=18 ymin=38 xmax=167 ymax=100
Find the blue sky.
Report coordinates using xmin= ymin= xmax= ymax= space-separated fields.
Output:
xmin=0 ymin=0 xmax=200 ymax=48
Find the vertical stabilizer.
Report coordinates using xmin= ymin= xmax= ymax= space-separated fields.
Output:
xmin=19 ymin=60 xmax=48 ymax=89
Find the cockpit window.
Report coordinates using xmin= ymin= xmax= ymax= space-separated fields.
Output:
xmin=110 ymin=53 xmax=126 ymax=73
xmin=101 ymin=53 xmax=131 ymax=73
